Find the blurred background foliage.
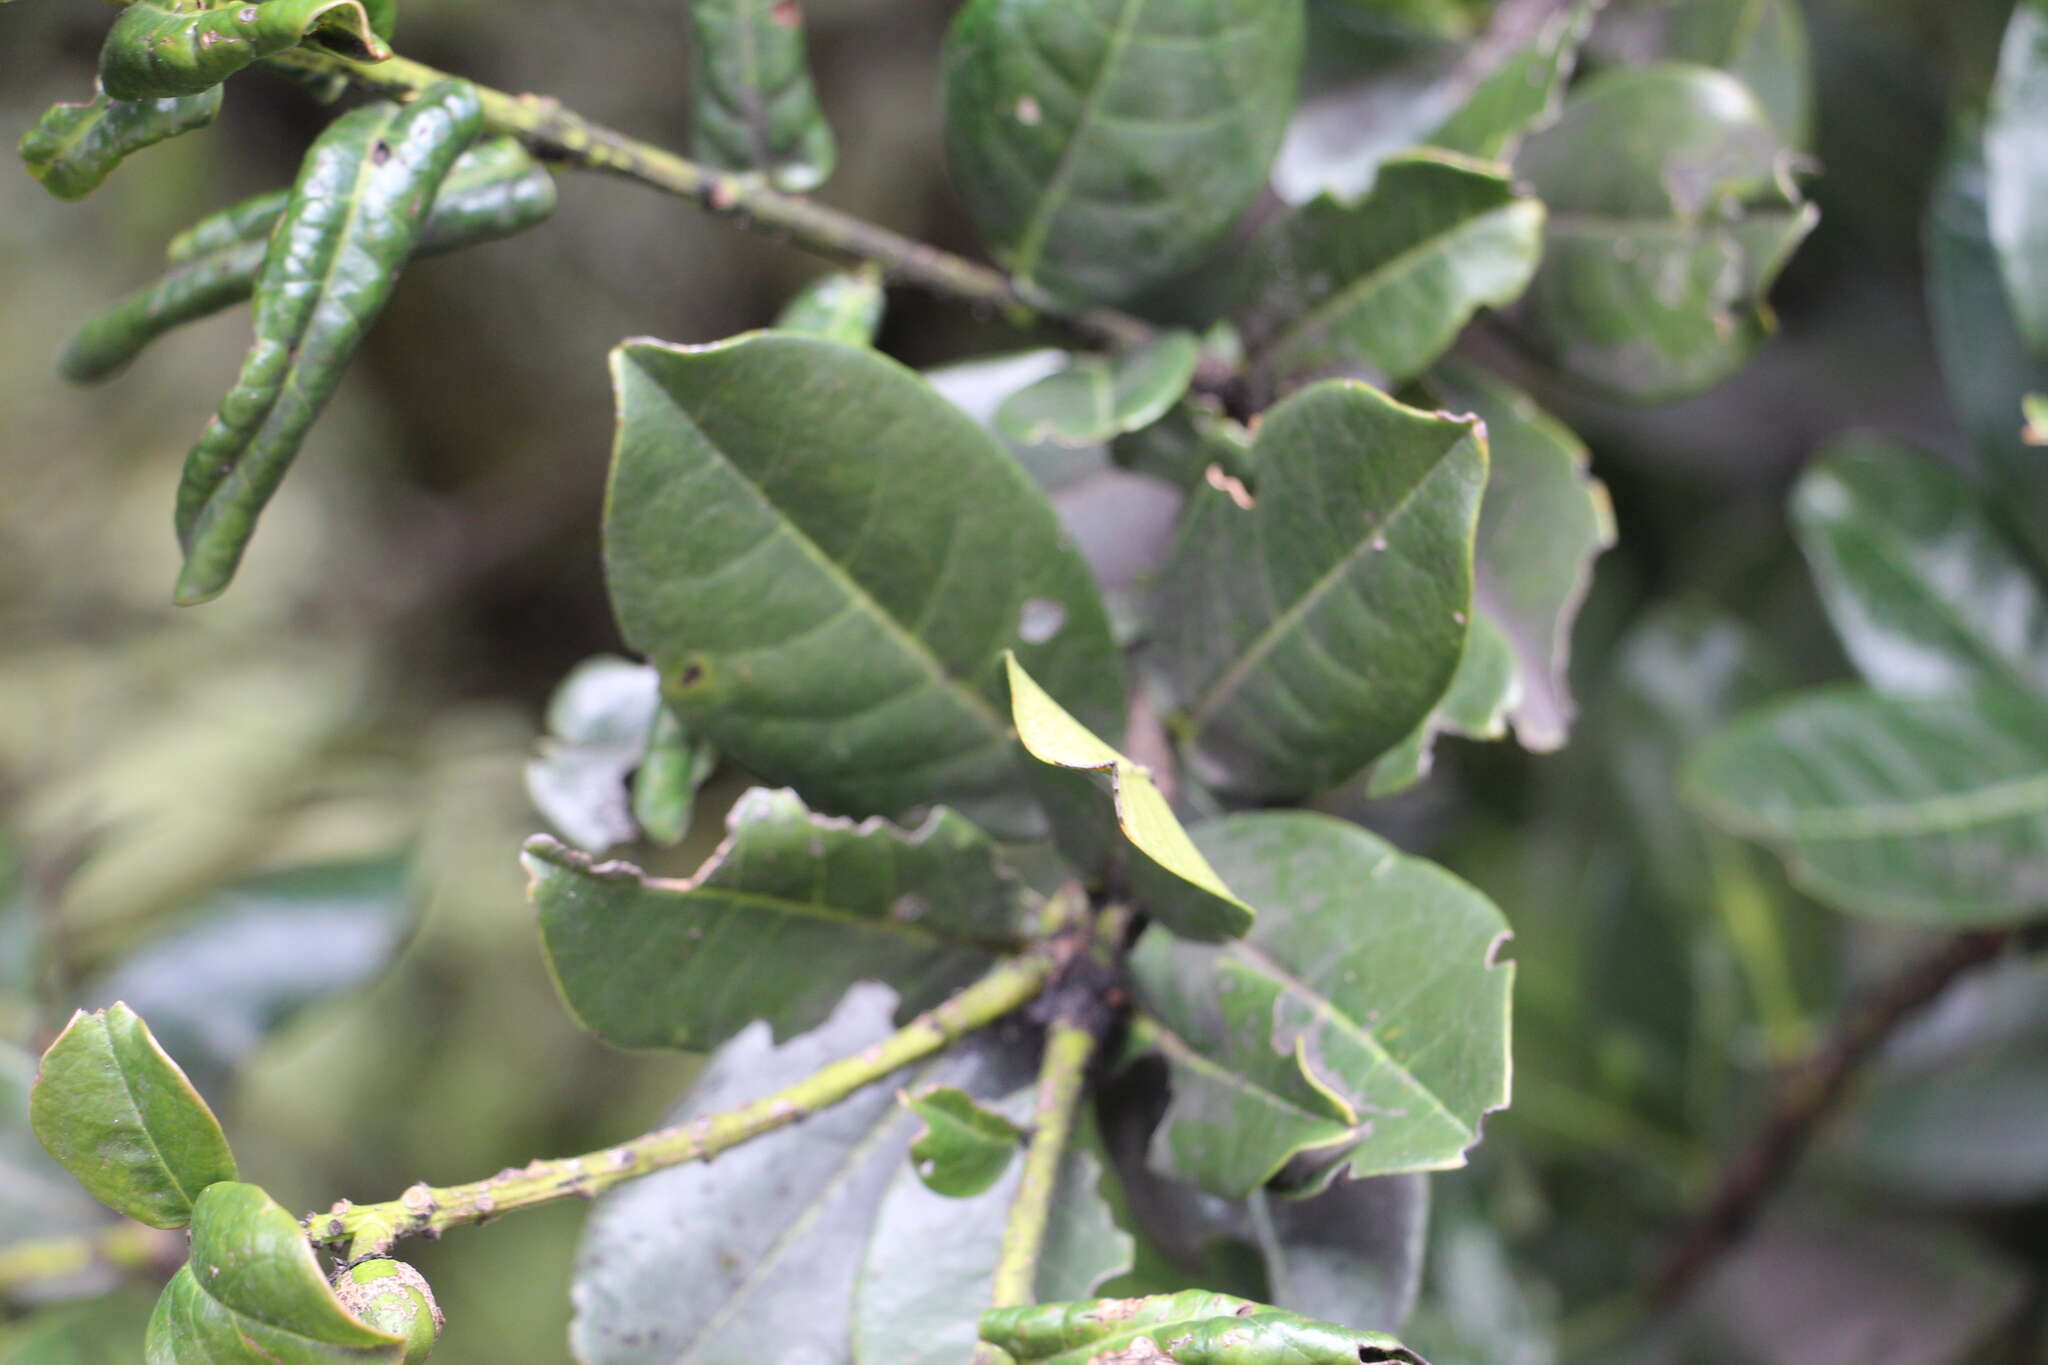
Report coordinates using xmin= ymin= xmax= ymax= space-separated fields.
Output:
xmin=1 ymin=0 xmax=2044 ymax=1361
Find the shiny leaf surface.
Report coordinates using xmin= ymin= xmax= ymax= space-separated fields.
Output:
xmin=904 ymin=1085 xmax=1024 ymax=1198
xmin=1685 ymin=684 xmax=2048 ymax=924
xmin=1791 ymin=437 xmax=2048 ymax=700
xmin=62 ymin=135 xmax=553 ymax=385
xmin=1655 ymin=0 xmax=1814 ymax=147
xmin=605 ymin=333 xmax=1123 ymax=834
xmin=570 ymin=985 xmax=1027 ymax=1365
xmin=99 ymin=0 xmax=388 ymax=101
xmin=28 ymin=1004 xmax=235 ymax=1230
xmin=1989 ymin=0 xmax=2048 ymax=355
xmin=1426 ymin=2 xmax=1594 ymax=161
xmin=941 ymin=0 xmax=1305 ymax=307
xmin=996 ymin=332 xmax=1200 ymax=449
xmin=19 ymin=88 xmax=220 ymax=201
xmin=980 ymin=1291 xmax=1426 ymax=1365
xmin=1425 ymin=361 xmax=1614 ymax=751
xmin=173 ymin=83 xmax=483 ymax=604
xmin=531 ymin=787 xmax=1031 ymax=1051
xmin=143 ymin=1182 xmax=401 ymax=1363
xmin=774 ymin=267 xmax=885 ymax=345
xmin=855 ymin=1098 xmax=1132 ymax=1365
xmin=1005 ymin=654 xmax=1253 ymax=943
xmin=689 ymin=0 xmax=836 ymax=191
xmin=1515 ymin=63 xmax=1815 ymax=401
xmin=1240 ymin=152 xmax=1544 ymax=388
xmin=2 ymin=1046 xmax=106 ymax=1260
xmin=1365 ymin=614 xmax=1517 ymax=798
xmin=1132 ymin=813 xmax=1513 ymax=1197
xmin=1146 ymin=382 xmax=1486 ymax=801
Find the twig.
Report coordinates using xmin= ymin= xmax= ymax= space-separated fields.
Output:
xmin=267 ymin=49 xmax=1156 ymax=350
xmin=987 ymin=1020 xmax=1099 ymax=1313
xmin=1653 ymin=930 xmax=2011 ymax=1306
xmin=312 ymin=951 xmax=1055 ymax=1260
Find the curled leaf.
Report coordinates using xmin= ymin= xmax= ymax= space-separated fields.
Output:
xmin=689 ymin=0 xmax=837 ymax=191
xmin=981 ymin=1291 xmax=1427 ymax=1365
xmin=101 ymin=0 xmax=390 ymax=102
xmin=996 ymin=333 xmax=1200 ymax=449
xmin=173 ymin=81 xmax=484 ymax=604
xmin=19 ymin=87 xmax=221 ymax=201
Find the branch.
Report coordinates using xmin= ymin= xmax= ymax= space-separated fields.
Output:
xmin=312 ymin=951 xmax=1055 ymax=1260
xmin=267 ymin=48 xmax=1156 ymax=350
xmin=1653 ymin=930 xmax=2011 ymax=1306
xmin=987 ymin=1020 xmax=1099 ymax=1312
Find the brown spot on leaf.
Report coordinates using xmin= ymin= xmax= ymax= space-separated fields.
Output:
xmin=1089 ymin=1336 xmax=1177 ymax=1365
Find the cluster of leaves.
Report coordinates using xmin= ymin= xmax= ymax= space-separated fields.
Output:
xmin=20 ymin=0 xmax=2048 ymax=1362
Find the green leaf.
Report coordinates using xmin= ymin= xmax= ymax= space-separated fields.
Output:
xmin=1791 ymin=437 xmax=2048 ymax=701
xmin=1109 ymin=398 xmax=1252 ymax=492
xmin=904 ymin=1085 xmax=1025 ymax=1197
xmin=2027 ymin=392 xmax=2048 ymax=444
xmin=1145 ymin=381 xmax=1487 ymax=801
xmin=530 ymin=786 xmax=1031 ymax=1051
xmin=28 ymin=1005 xmax=236 ymax=1230
xmin=3 ymin=1046 xmax=107 ymax=1264
xmin=525 ymin=655 xmax=662 ymax=853
xmin=173 ymin=83 xmax=484 ymax=604
xmin=604 ymin=332 xmax=1124 ymax=835
xmin=85 ymin=859 xmax=418 ymax=1100
xmin=1423 ymin=360 xmax=1614 ymax=751
xmin=996 ymin=332 xmax=1200 ymax=449
xmin=1657 ymin=0 xmax=1814 ymax=148
xmin=1364 ymin=613 xmax=1518 ymax=798
xmin=1131 ymin=812 xmax=1513 ymax=1198
xmin=1684 ymin=684 xmax=2048 ymax=925
xmin=19 ymin=88 xmax=221 ymax=201
xmin=1004 ymin=654 xmax=1254 ymax=943
xmin=1925 ymin=133 xmax=2048 ymax=574
xmin=1240 ymin=152 xmax=1544 ymax=388
xmin=855 ymin=1100 xmax=1132 ymax=1365
xmin=631 ymin=706 xmax=718 ymax=847
xmin=1514 ymin=63 xmax=1816 ymax=401
xmin=100 ymin=0 xmax=390 ymax=102
xmin=774 ymin=266 xmax=886 ymax=345
xmin=144 ymin=1182 xmax=402 ymax=1363
xmin=63 ymin=134 xmax=555 ymax=385
xmin=688 ymin=0 xmax=836 ymax=191
xmin=1989 ymin=0 xmax=2048 ymax=356
xmin=941 ymin=0 xmax=1305 ymax=307
xmin=1425 ymin=2 xmax=1594 ymax=161
xmin=928 ymin=349 xmax=1116 ymax=493
xmin=981 ymin=1291 xmax=1427 ymax=1365
xmin=570 ymin=985 xmax=1026 ymax=1365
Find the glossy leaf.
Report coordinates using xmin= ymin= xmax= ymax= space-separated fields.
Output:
xmin=571 ymin=984 xmax=1028 ymax=1365
xmin=1989 ymin=0 xmax=2048 ymax=356
xmin=173 ymin=83 xmax=483 ymax=604
xmin=526 ymin=655 xmax=661 ymax=853
xmin=1146 ymin=381 xmax=1487 ymax=801
xmin=1004 ymin=654 xmax=1253 ymax=943
xmin=941 ymin=0 xmax=1305 ymax=307
xmin=530 ymin=786 xmax=1031 ymax=1051
xmin=28 ymin=1004 xmax=236 ymax=1229
xmin=63 ymin=134 xmax=555 ymax=384
xmin=1515 ymin=63 xmax=1816 ymax=401
xmin=1240 ymin=152 xmax=1544 ymax=388
xmin=631 ymin=706 xmax=718 ymax=847
xmin=1925 ymin=134 xmax=2048 ymax=574
xmin=604 ymin=333 xmax=1123 ymax=834
xmin=1685 ymin=684 xmax=2048 ymax=925
xmin=85 ymin=859 xmax=418 ymax=1100
xmin=688 ymin=0 xmax=836 ymax=191
xmin=100 ymin=0 xmax=389 ymax=102
xmin=19 ymin=88 xmax=221 ymax=201
xmin=3 ymin=1046 xmax=106 ymax=1260
xmin=774 ymin=267 xmax=885 ymax=345
xmin=1425 ymin=2 xmax=1594 ymax=161
xmin=981 ymin=1291 xmax=1426 ymax=1365
xmin=1365 ymin=614 xmax=1517 ymax=798
xmin=1131 ymin=812 xmax=1513 ymax=1198
xmin=1425 ymin=360 xmax=1614 ymax=751
xmin=144 ymin=1182 xmax=402 ymax=1363
xmin=996 ymin=332 xmax=1200 ymax=449
xmin=904 ymin=1086 xmax=1024 ymax=1198
xmin=1640 ymin=0 xmax=1814 ymax=147
xmin=855 ymin=1100 xmax=1132 ymax=1365
xmin=1791 ymin=437 xmax=2048 ymax=701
